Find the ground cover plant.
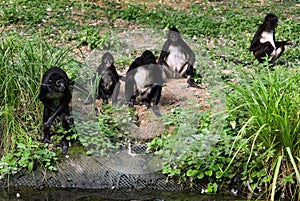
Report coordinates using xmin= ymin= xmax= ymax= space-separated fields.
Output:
xmin=0 ymin=0 xmax=300 ymax=200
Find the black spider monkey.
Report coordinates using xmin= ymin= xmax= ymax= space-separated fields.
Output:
xmin=85 ymin=52 xmax=121 ymax=105
xmin=125 ymin=50 xmax=163 ymax=117
xmin=250 ymin=13 xmax=294 ymax=64
xmin=39 ymin=66 xmax=73 ymax=154
xmin=158 ymin=27 xmax=201 ymax=88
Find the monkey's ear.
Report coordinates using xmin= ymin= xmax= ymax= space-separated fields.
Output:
xmin=69 ymin=79 xmax=75 ymax=86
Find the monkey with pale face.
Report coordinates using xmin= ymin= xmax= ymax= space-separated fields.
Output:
xmin=158 ymin=27 xmax=201 ymax=88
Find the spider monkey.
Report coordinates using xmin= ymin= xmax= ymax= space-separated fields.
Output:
xmin=250 ymin=13 xmax=294 ymax=64
xmin=39 ymin=66 xmax=73 ymax=154
xmin=158 ymin=27 xmax=201 ymax=88
xmin=125 ymin=50 xmax=163 ymax=117
xmin=86 ymin=52 xmax=121 ymax=105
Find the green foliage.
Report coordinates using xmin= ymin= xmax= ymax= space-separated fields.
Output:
xmin=0 ymin=0 xmax=49 ymax=25
xmin=149 ymin=106 xmax=245 ymax=192
xmin=77 ymin=27 xmax=121 ymax=50
xmin=227 ymin=68 xmax=300 ymax=153
xmin=75 ymin=105 xmax=134 ymax=156
xmin=0 ymin=0 xmax=300 ymax=199
xmin=0 ymin=139 xmax=58 ymax=177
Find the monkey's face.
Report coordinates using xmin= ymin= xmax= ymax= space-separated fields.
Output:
xmin=52 ymin=79 xmax=66 ymax=92
xmin=104 ymin=57 xmax=113 ymax=68
xmin=169 ymin=31 xmax=179 ymax=42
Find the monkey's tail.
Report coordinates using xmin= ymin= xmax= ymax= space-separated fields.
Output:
xmin=218 ymin=55 xmax=253 ymax=66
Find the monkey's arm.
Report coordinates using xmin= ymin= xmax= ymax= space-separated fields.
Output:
xmin=275 ymin=40 xmax=295 ymax=47
xmin=181 ymin=41 xmax=195 ymax=65
xmin=110 ymin=65 xmax=120 ymax=83
xmin=43 ymin=101 xmax=73 ymax=124
xmin=44 ymin=99 xmax=70 ymax=127
xmin=250 ymin=25 xmax=264 ymax=51
xmin=158 ymin=41 xmax=170 ymax=65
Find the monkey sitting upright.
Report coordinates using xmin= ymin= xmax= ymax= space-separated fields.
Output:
xmin=158 ymin=27 xmax=201 ymax=88
xmin=250 ymin=13 xmax=294 ymax=64
xmin=39 ymin=66 xmax=74 ymax=154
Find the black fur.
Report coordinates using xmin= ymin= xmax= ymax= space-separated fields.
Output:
xmin=88 ymin=52 xmax=121 ymax=105
xmin=39 ymin=66 xmax=73 ymax=154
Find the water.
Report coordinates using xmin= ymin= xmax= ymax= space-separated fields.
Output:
xmin=0 ymin=187 xmax=244 ymax=201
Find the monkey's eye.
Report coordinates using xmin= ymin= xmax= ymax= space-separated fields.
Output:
xmin=170 ymin=33 xmax=178 ymax=41
xmin=56 ymin=79 xmax=65 ymax=86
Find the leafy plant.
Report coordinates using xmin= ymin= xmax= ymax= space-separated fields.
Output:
xmin=0 ymin=140 xmax=58 ymax=177
xmin=75 ymin=104 xmax=135 ymax=156
xmin=149 ymin=106 xmax=246 ymax=192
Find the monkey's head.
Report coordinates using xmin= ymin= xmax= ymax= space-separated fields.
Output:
xmin=141 ymin=50 xmax=156 ymax=65
xmin=168 ymin=27 xmax=180 ymax=42
xmin=264 ymin=13 xmax=278 ymax=30
xmin=48 ymin=74 xmax=66 ymax=92
xmin=102 ymin=52 xmax=114 ymax=68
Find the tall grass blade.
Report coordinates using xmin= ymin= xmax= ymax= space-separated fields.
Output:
xmin=271 ymin=155 xmax=282 ymax=201
xmin=286 ymin=147 xmax=300 ymax=184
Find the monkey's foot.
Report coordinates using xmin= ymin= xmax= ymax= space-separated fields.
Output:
xmin=42 ymin=136 xmax=52 ymax=144
xmin=187 ymin=79 xmax=204 ymax=89
xmin=65 ymin=115 xmax=74 ymax=124
xmin=42 ymin=122 xmax=52 ymax=130
xmin=152 ymin=105 xmax=162 ymax=117
xmin=58 ymin=140 xmax=69 ymax=155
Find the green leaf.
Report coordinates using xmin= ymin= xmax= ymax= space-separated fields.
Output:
xmin=197 ymin=171 xmax=204 ymax=179
xmin=216 ymin=171 xmax=223 ymax=179
xmin=187 ymin=169 xmax=198 ymax=177
xmin=205 ymin=170 xmax=213 ymax=177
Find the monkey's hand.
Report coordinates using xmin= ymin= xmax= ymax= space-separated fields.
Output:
xmin=286 ymin=41 xmax=296 ymax=48
xmin=43 ymin=119 xmax=53 ymax=130
xmin=64 ymin=115 xmax=74 ymax=124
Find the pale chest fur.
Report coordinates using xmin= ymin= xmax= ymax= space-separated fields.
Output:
xmin=260 ymin=31 xmax=275 ymax=48
xmin=166 ymin=45 xmax=188 ymax=72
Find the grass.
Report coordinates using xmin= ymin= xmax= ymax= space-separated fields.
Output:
xmin=0 ymin=0 xmax=300 ymax=200
xmin=226 ymin=68 xmax=300 ymax=200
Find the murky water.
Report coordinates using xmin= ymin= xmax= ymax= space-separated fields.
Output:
xmin=0 ymin=187 xmax=244 ymax=201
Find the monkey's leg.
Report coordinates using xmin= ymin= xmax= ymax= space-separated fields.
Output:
xmin=59 ymin=107 xmax=72 ymax=155
xmin=125 ymin=76 xmax=135 ymax=106
xmin=42 ymin=107 xmax=52 ymax=143
xmin=150 ymin=85 xmax=162 ymax=117
xmin=254 ymin=42 xmax=274 ymax=63
xmin=270 ymin=46 xmax=285 ymax=64
xmin=111 ymin=82 xmax=120 ymax=105
xmin=97 ymin=84 xmax=108 ymax=104
xmin=186 ymin=64 xmax=201 ymax=88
